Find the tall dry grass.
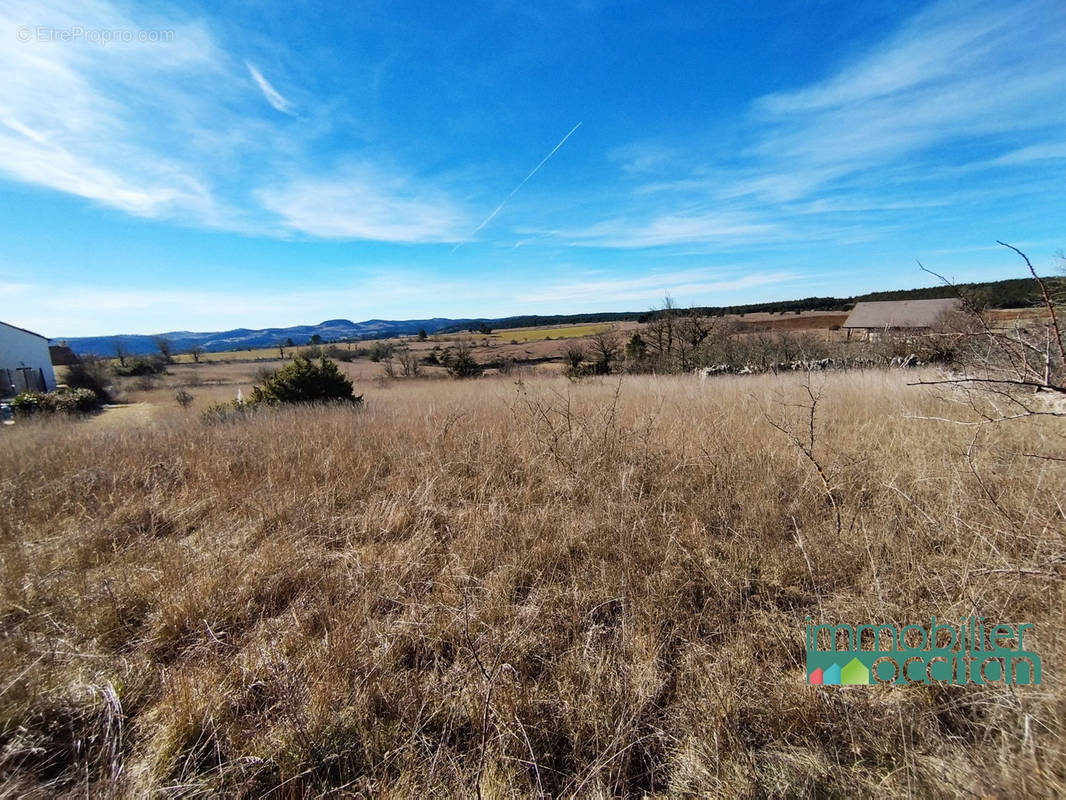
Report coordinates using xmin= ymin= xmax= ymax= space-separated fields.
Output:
xmin=0 ymin=371 xmax=1063 ymax=797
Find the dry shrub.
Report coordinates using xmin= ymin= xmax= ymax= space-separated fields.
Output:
xmin=0 ymin=372 xmax=1063 ymax=796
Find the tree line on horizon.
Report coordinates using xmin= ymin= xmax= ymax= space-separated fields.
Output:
xmin=447 ymin=274 xmax=1065 ymax=332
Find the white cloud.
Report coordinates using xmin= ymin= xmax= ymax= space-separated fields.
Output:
xmin=257 ymin=169 xmax=465 ymax=243
xmin=246 ymin=61 xmax=295 ymax=114
xmin=0 ymin=0 xmax=461 ymax=243
xmin=10 ymin=270 xmax=523 ymax=336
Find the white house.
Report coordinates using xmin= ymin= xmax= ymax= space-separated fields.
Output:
xmin=0 ymin=320 xmax=57 ymax=397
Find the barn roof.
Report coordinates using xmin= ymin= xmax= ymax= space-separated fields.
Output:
xmin=0 ymin=320 xmax=49 ymax=340
xmin=843 ymin=298 xmax=962 ymax=329
xmin=49 ymin=345 xmax=80 ymax=366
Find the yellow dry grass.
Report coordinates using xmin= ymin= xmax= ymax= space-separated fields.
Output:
xmin=489 ymin=323 xmax=614 ymax=343
xmin=1 ymin=371 xmax=1064 ymax=796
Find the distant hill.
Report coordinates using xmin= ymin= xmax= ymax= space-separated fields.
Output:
xmin=60 ymin=318 xmax=475 ymax=356
xmin=57 ymin=274 xmax=1063 ymax=356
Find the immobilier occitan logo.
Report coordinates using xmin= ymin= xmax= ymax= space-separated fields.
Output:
xmin=806 ymin=617 xmax=1041 ymax=686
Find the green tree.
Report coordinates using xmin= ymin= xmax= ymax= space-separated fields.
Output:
xmin=417 ymin=328 xmax=428 ymax=341
xmin=625 ymin=333 xmax=647 ymax=361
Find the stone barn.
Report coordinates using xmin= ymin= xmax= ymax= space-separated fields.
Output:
xmin=842 ymin=298 xmax=962 ymax=341
xmin=0 ymin=320 xmax=57 ymax=397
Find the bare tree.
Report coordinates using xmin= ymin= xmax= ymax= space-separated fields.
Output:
xmin=588 ymin=331 xmax=620 ymax=375
xmin=913 ymin=242 xmax=1064 ymax=423
xmin=188 ymin=345 xmax=204 ymax=364
xmin=113 ymin=339 xmax=129 ymax=367
xmin=154 ymin=337 xmax=173 ymax=364
xmin=675 ymin=308 xmax=721 ymax=370
xmin=644 ymin=295 xmax=677 ymax=365
xmin=564 ymin=344 xmax=586 ymax=373
xmin=395 ymin=344 xmax=421 ymax=377
xmin=765 ymin=377 xmax=843 ymax=536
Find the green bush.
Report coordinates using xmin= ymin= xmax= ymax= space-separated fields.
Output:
xmin=441 ymin=344 xmax=483 ymax=379
xmin=113 ymin=355 xmax=167 ymax=377
xmin=324 ymin=345 xmax=355 ymax=362
xmin=11 ymin=388 xmax=100 ymax=417
xmin=9 ymin=392 xmax=49 ymax=416
xmin=53 ymin=388 xmax=101 ymax=414
xmin=249 ymin=356 xmax=361 ymax=406
xmin=368 ymin=343 xmax=393 ymax=363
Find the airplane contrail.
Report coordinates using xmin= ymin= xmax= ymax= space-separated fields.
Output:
xmin=451 ymin=121 xmax=582 ymax=253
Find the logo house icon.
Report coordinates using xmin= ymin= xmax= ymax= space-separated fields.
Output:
xmin=808 ymin=657 xmax=870 ymax=686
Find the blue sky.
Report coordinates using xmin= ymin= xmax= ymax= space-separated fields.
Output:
xmin=2 ymin=0 xmax=1065 ymax=337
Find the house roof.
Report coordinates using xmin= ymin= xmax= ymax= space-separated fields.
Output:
xmin=49 ymin=345 xmax=80 ymax=366
xmin=843 ymin=298 xmax=962 ymax=329
xmin=0 ymin=320 xmax=49 ymax=340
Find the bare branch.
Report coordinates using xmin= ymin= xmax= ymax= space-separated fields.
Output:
xmin=998 ymin=241 xmax=1066 ymax=368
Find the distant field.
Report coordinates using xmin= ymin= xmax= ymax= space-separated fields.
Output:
xmin=988 ymin=308 xmax=1048 ymax=326
xmin=491 ymin=323 xmax=613 ymax=342
xmin=170 ymin=344 xmax=330 ymax=363
xmin=161 ymin=326 xmax=614 ymax=360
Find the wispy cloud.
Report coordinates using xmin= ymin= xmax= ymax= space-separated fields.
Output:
xmin=520 ymin=268 xmax=797 ymax=304
xmin=971 ymin=143 xmax=1066 ymax=169
xmin=550 ymin=211 xmax=778 ymax=248
xmin=0 ymin=1 xmax=225 ymax=220
xmin=0 ymin=0 xmax=461 ymax=242
xmin=577 ymin=0 xmax=1066 ymax=248
xmin=737 ymin=0 xmax=1066 ymax=202
xmin=256 ymin=168 xmax=465 ymax=243
xmin=246 ymin=61 xmax=295 ymax=114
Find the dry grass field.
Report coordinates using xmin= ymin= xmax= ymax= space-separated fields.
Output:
xmin=170 ymin=345 xmax=346 ymax=364
xmin=170 ymin=347 xmax=289 ymax=364
xmin=1 ymin=370 xmax=1064 ymax=796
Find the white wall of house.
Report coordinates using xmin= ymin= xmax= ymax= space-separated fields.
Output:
xmin=0 ymin=321 xmax=57 ymax=396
